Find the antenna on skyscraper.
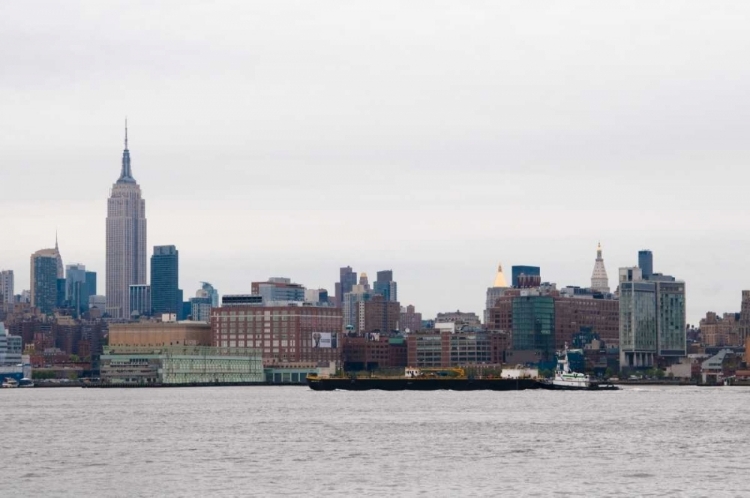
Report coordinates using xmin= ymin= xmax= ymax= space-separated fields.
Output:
xmin=124 ymin=117 xmax=128 ymax=149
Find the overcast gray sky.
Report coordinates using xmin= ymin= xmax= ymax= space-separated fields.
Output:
xmin=1 ymin=1 xmax=749 ymax=324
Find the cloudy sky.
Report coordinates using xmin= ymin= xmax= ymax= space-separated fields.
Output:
xmin=1 ymin=1 xmax=749 ymax=324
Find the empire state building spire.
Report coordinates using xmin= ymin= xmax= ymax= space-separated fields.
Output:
xmin=107 ymin=121 xmax=147 ymax=318
xmin=118 ymin=119 xmax=135 ymax=184
xmin=590 ymin=242 xmax=610 ymax=293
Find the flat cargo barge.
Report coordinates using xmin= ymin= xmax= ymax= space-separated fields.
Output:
xmin=307 ymin=376 xmax=539 ymax=391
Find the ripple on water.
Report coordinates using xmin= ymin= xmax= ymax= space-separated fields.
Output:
xmin=2 ymin=386 xmax=750 ymax=496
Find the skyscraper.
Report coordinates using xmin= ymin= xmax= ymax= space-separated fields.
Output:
xmin=740 ymin=291 xmax=750 ymax=343
xmin=485 ymin=262 xmax=510 ymax=324
xmin=0 ymin=270 xmax=13 ymax=304
xmin=150 ymin=245 xmax=179 ymax=317
xmin=65 ymin=263 xmax=88 ymax=316
xmin=198 ymin=282 xmax=219 ymax=307
xmin=85 ymin=271 xmax=97 ymax=304
xmin=493 ymin=263 xmax=508 ymax=287
xmin=336 ymin=266 xmax=357 ymax=307
xmin=54 ymin=232 xmax=64 ymax=278
xmin=619 ymin=267 xmax=686 ymax=369
xmin=30 ymin=248 xmax=59 ymax=314
xmin=590 ymin=242 xmax=610 ymax=293
xmin=106 ymin=122 xmax=147 ymax=318
xmin=356 ymin=273 xmax=368 ymax=290
xmin=638 ymin=250 xmax=653 ymax=279
xmin=374 ymin=270 xmax=397 ymax=302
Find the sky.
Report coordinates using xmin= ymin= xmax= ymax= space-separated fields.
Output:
xmin=1 ymin=1 xmax=749 ymax=325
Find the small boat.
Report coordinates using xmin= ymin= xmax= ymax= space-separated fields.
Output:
xmin=1 ymin=377 xmax=19 ymax=388
xmin=18 ymin=378 xmax=35 ymax=388
xmin=538 ymin=345 xmax=618 ymax=391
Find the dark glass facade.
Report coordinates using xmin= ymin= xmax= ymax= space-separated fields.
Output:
xmin=374 ymin=270 xmax=394 ymax=301
xmin=85 ymin=271 xmax=97 ymax=298
xmin=32 ymin=256 xmax=59 ymax=314
xmin=150 ymin=245 xmax=179 ymax=317
xmin=56 ymin=278 xmax=67 ymax=308
xmin=511 ymin=295 xmax=555 ymax=358
xmin=638 ymin=250 xmax=653 ymax=279
xmin=511 ymin=265 xmax=541 ymax=288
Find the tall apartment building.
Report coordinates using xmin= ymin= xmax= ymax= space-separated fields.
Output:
xmin=554 ymin=296 xmax=619 ymax=350
xmin=30 ymin=248 xmax=60 ymax=314
xmin=335 ymin=266 xmax=357 ymax=307
xmin=150 ymin=245 xmax=179 ymax=317
xmin=106 ymin=123 xmax=147 ymax=318
xmin=619 ymin=267 xmax=685 ymax=369
xmin=0 ymin=270 xmax=14 ymax=304
xmin=65 ymin=264 xmax=89 ymax=316
xmin=210 ymin=303 xmax=342 ymax=364
xmin=739 ymin=290 xmax=750 ymax=343
xmin=373 ymin=270 xmax=397 ymax=302
xmin=356 ymin=295 xmax=400 ymax=333
xmin=400 ymin=304 xmax=422 ymax=333
xmin=342 ymin=284 xmax=371 ymax=330
xmin=655 ymin=281 xmax=687 ymax=357
xmin=700 ymin=312 xmax=741 ymax=347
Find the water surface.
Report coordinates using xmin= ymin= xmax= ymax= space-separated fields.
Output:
xmin=2 ymin=386 xmax=748 ymax=497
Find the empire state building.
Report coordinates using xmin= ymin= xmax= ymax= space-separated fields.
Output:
xmin=106 ymin=123 xmax=147 ymax=318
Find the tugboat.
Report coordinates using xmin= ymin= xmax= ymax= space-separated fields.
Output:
xmin=538 ymin=345 xmax=618 ymax=391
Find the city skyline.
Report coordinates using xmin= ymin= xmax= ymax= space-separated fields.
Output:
xmin=2 ymin=2 xmax=750 ymax=323
xmin=0 ymin=122 xmax=739 ymax=325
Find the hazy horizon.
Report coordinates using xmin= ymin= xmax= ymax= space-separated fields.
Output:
xmin=2 ymin=1 xmax=750 ymax=324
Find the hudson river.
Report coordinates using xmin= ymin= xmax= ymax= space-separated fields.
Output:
xmin=2 ymin=386 xmax=749 ymax=497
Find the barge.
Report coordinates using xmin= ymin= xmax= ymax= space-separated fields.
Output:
xmin=307 ymin=367 xmax=539 ymax=391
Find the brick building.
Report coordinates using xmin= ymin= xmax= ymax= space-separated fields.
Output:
xmin=554 ymin=297 xmax=619 ymax=349
xmin=342 ymin=335 xmax=407 ymax=370
xmin=700 ymin=312 xmax=741 ymax=347
xmin=357 ymin=295 xmax=400 ymax=333
xmin=211 ymin=304 xmax=342 ymax=365
xmin=110 ymin=321 xmax=212 ymax=347
xmin=489 ymin=293 xmax=619 ymax=353
xmin=405 ymin=331 xmax=508 ymax=368
xmin=399 ymin=304 xmax=422 ymax=333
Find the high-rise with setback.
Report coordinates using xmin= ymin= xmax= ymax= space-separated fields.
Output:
xmin=106 ymin=123 xmax=147 ymax=318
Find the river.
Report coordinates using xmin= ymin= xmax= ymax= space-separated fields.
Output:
xmin=2 ymin=386 xmax=749 ymax=497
